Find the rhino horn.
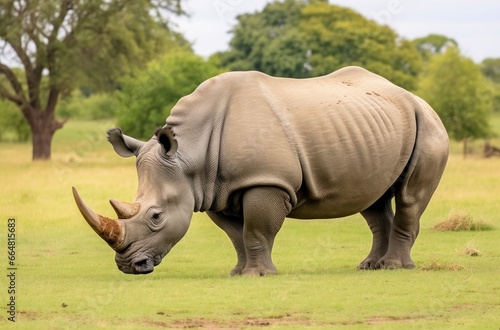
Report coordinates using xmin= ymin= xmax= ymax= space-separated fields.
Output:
xmin=72 ymin=187 xmax=126 ymax=250
xmin=109 ymin=199 xmax=140 ymax=219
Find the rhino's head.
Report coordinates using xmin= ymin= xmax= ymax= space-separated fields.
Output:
xmin=73 ymin=127 xmax=194 ymax=274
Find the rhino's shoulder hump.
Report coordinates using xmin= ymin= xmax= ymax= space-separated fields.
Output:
xmin=329 ymin=66 xmax=371 ymax=76
xmin=194 ymin=71 xmax=270 ymax=93
xmin=325 ymin=66 xmax=393 ymax=86
xmin=167 ymin=71 xmax=270 ymax=128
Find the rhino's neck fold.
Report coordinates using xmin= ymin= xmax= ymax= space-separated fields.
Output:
xmin=167 ymin=91 xmax=230 ymax=214
xmin=185 ymin=124 xmax=225 ymax=213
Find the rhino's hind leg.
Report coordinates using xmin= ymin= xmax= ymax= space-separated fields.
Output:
xmin=206 ymin=211 xmax=247 ymax=276
xmin=376 ymin=142 xmax=448 ymax=269
xmin=358 ymin=191 xmax=394 ymax=270
xmin=240 ymin=187 xmax=292 ymax=276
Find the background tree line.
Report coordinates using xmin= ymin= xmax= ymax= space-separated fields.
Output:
xmin=1 ymin=0 xmax=499 ymax=159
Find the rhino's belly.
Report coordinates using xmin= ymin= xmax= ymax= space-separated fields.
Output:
xmin=288 ymin=194 xmax=379 ymax=219
xmin=287 ymin=176 xmax=391 ymax=219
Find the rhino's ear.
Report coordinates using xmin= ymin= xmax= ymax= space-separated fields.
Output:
xmin=107 ymin=128 xmax=144 ymax=158
xmin=156 ymin=126 xmax=178 ymax=157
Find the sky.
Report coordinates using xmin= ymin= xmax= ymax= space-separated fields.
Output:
xmin=170 ymin=0 xmax=500 ymax=63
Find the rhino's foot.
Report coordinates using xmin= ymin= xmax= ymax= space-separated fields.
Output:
xmin=229 ymin=264 xmax=245 ymax=276
xmin=241 ymin=265 xmax=278 ymax=277
xmin=357 ymin=258 xmax=379 ymax=270
xmin=358 ymin=248 xmax=389 ymax=270
xmin=375 ymin=258 xmax=415 ymax=270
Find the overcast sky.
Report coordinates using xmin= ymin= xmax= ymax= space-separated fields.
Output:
xmin=170 ymin=0 xmax=500 ymax=63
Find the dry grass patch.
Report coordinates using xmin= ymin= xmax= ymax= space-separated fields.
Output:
xmin=462 ymin=241 xmax=481 ymax=257
xmin=433 ymin=210 xmax=494 ymax=231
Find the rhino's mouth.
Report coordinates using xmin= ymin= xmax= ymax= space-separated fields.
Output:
xmin=117 ymin=254 xmax=163 ymax=275
xmin=131 ymin=257 xmax=155 ymax=274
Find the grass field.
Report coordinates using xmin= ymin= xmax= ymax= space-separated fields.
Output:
xmin=1 ymin=119 xmax=499 ymax=329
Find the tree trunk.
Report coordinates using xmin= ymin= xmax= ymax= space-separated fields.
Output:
xmin=31 ymin=123 xmax=55 ymax=160
xmin=27 ymin=109 xmax=65 ymax=161
xmin=463 ymin=138 xmax=468 ymax=159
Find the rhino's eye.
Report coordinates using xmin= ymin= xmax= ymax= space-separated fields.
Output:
xmin=147 ymin=209 xmax=163 ymax=230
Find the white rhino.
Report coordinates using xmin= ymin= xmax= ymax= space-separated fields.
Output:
xmin=73 ymin=66 xmax=449 ymax=275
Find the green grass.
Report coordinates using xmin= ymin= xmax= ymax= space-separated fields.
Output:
xmin=1 ymin=119 xmax=500 ymax=329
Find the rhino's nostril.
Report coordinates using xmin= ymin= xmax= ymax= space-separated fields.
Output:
xmin=133 ymin=258 xmax=154 ymax=274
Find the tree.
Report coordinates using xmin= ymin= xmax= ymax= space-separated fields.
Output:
xmin=58 ymin=90 xmax=121 ymax=120
xmin=481 ymin=58 xmax=500 ymax=113
xmin=214 ymin=0 xmax=422 ymax=90
xmin=412 ymin=34 xmax=458 ymax=61
xmin=0 ymin=0 xmax=184 ymax=160
xmin=0 ymin=97 xmax=29 ymax=142
xmin=215 ymin=0 xmax=310 ymax=77
xmin=418 ymin=47 xmax=493 ymax=157
xmin=117 ymin=50 xmax=224 ymax=140
xmin=481 ymin=58 xmax=500 ymax=83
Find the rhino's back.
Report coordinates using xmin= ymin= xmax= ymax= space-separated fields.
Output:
xmin=169 ymin=67 xmax=421 ymax=217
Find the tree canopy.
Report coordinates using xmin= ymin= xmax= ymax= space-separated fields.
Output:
xmin=0 ymin=0 xmax=184 ymax=160
xmin=481 ymin=58 xmax=500 ymax=84
xmin=481 ymin=58 xmax=500 ymax=113
xmin=412 ymin=34 xmax=458 ymax=61
xmin=214 ymin=0 xmax=422 ymax=90
xmin=418 ymin=47 xmax=492 ymax=154
xmin=117 ymin=50 xmax=224 ymax=140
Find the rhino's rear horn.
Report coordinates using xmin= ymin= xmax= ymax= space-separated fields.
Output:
xmin=72 ymin=187 xmax=127 ymax=251
xmin=109 ymin=199 xmax=140 ymax=219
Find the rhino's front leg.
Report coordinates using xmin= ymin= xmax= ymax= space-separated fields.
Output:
xmin=206 ymin=211 xmax=247 ymax=276
xmin=241 ymin=187 xmax=292 ymax=276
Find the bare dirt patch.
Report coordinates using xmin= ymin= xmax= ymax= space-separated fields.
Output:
xmin=145 ymin=314 xmax=439 ymax=329
xmin=18 ymin=310 xmax=41 ymax=321
xmin=365 ymin=315 xmax=432 ymax=325
xmin=143 ymin=314 xmax=313 ymax=329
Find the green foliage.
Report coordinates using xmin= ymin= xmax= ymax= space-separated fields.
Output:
xmin=492 ymin=85 xmax=500 ymax=113
xmin=70 ymin=1 xmax=188 ymax=92
xmin=117 ymin=50 xmax=224 ymax=140
xmin=216 ymin=0 xmax=422 ymax=90
xmin=0 ymin=98 xmax=29 ymax=142
xmin=0 ymin=0 xmax=186 ymax=160
xmin=0 ymin=68 xmax=31 ymax=142
xmin=413 ymin=34 xmax=458 ymax=61
xmin=216 ymin=0 xmax=309 ymax=77
xmin=481 ymin=58 xmax=500 ymax=83
xmin=58 ymin=90 xmax=120 ymax=120
xmin=418 ymin=47 xmax=493 ymax=142
xmin=481 ymin=58 xmax=500 ymax=112
xmin=0 ymin=0 xmax=186 ymax=92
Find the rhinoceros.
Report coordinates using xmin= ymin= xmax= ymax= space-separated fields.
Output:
xmin=73 ymin=66 xmax=448 ymax=276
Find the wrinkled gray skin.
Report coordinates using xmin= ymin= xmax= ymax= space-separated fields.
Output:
xmin=73 ymin=66 xmax=449 ymax=276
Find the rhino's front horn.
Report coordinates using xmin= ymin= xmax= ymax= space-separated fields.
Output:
xmin=72 ymin=187 xmax=126 ymax=250
xmin=109 ymin=199 xmax=140 ymax=219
